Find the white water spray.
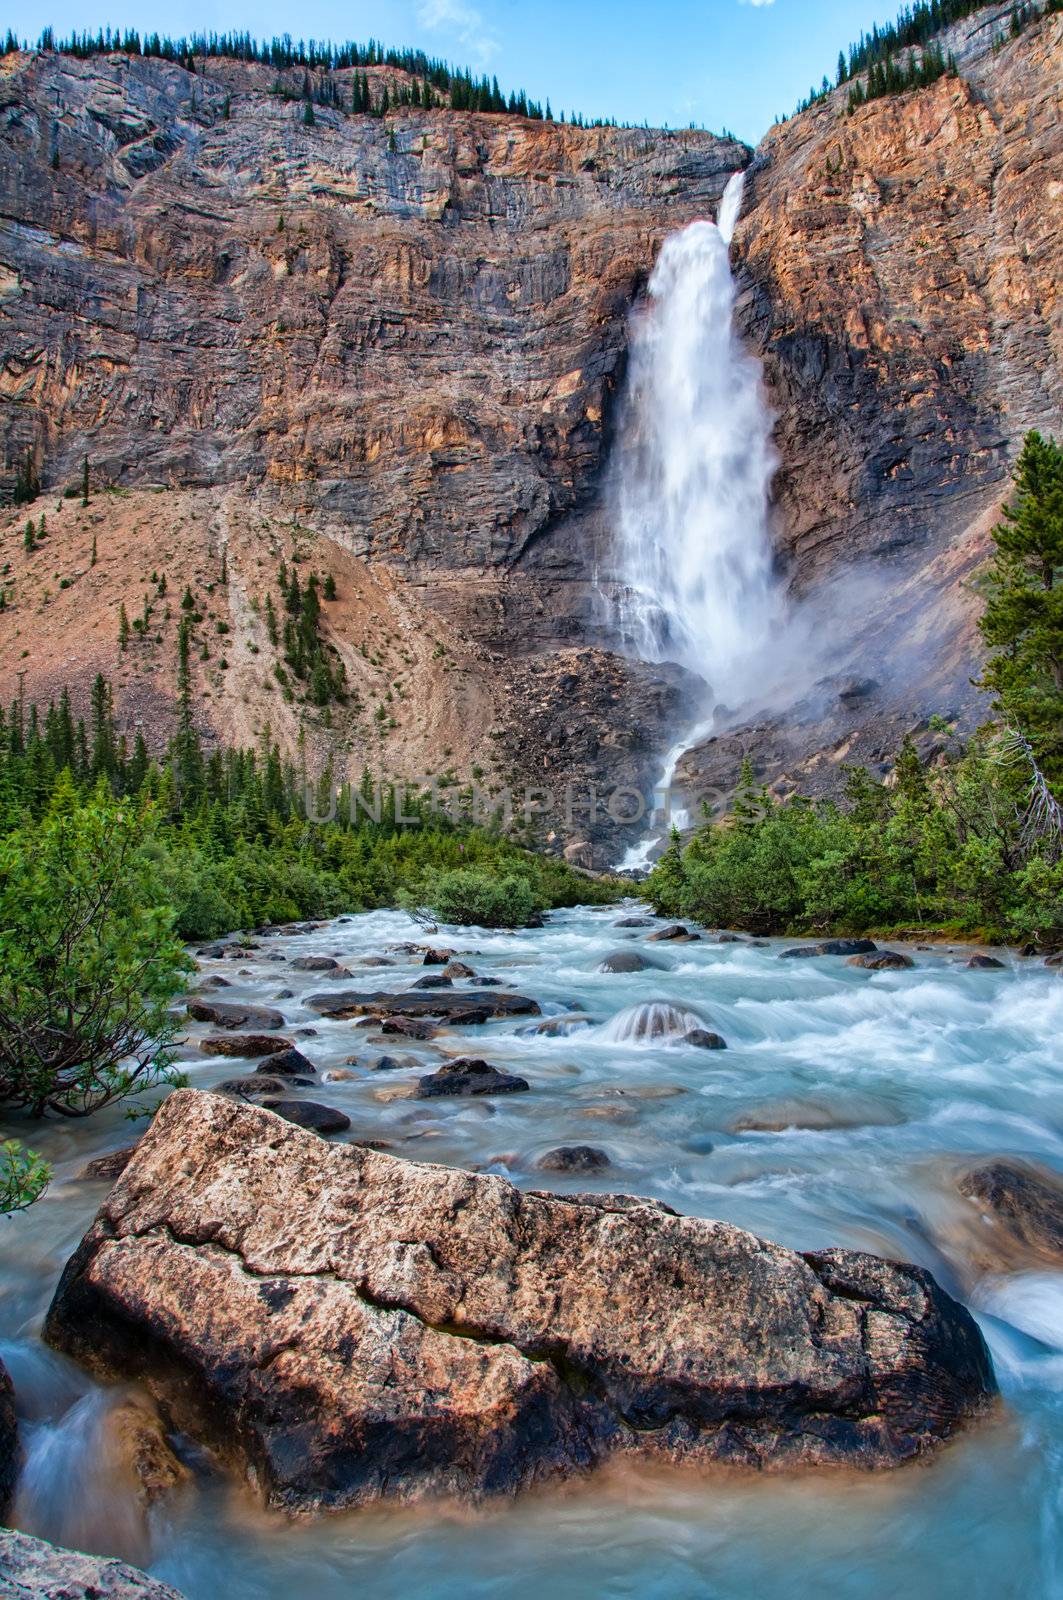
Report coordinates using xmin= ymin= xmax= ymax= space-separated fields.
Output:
xmin=614 ymin=171 xmax=783 ymax=869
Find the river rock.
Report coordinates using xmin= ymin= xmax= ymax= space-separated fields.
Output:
xmin=216 ymin=1074 xmax=301 ymax=1098
xmin=537 ymin=1145 xmax=611 ymax=1173
xmin=0 ymin=1354 xmax=17 ymax=1516
xmin=79 ymin=1143 xmax=140 ymax=1180
xmin=846 ymin=951 xmax=915 ymax=971
xmin=261 ymin=1100 xmax=352 ymax=1134
xmin=199 ymin=1034 xmax=294 ymax=1058
xmin=682 ymin=1029 xmax=727 ymax=1050
xmin=966 ymin=955 xmax=1007 ymax=970
xmin=44 ymin=1090 xmax=997 ymax=1512
xmin=818 ymin=939 xmax=878 ymax=956
xmin=185 ymin=1000 xmax=286 ymax=1030
xmin=614 ymin=916 xmax=654 ymax=928
xmin=646 ymin=924 xmax=699 ymax=942
xmin=290 ymin=955 xmax=344 ymax=972
xmin=189 ymin=975 xmax=231 ymax=991
xmin=0 ymin=1530 xmax=188 ymax=1599
xmin=416 ymin=1060 xmax=531 ymax=1098
xmin=597 ymin=949 xmax=666 ymax=974
xmin=380 ymin=1017 xmax=439 ymax=1040
xmin=443 ymin=960 xmax=477 ymax=978
xmin=779 ymin=945 xmax=821 ymax=959
xmin=412 ymin=974 xmax=454 ymax=989
xmin=305 ymin=990 xmax=541 ymax=1023
xmin=258 ymin=1048 xmax=317 ymax=1077
xmin=959 ymin=1161 xmax=1063 ymax=1262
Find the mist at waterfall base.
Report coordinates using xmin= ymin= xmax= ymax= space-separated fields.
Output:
xmin=4 ymin=908 xmax=1063 ymax=1598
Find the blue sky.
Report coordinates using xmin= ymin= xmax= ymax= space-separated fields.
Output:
xmin=30 ymin=0 xmax=899 ymax=143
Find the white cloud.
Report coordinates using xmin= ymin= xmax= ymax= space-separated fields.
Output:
xmin=416 ymin=0 xmax=500 ymax=65
xmin=739 ymin=0 xmax=777 ymax=7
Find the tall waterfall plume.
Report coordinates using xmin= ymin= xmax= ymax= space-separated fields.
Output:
xmin=615 ymin=171 xmax=781 ymax=695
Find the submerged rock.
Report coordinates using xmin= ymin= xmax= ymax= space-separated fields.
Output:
xmin=682 ymin=1029 xmax=727 ymax=1050
xmin=0 ymin=1354 xmax=16 ymax=1517
xmin=959 ymin=1161 xmax=1063 ymax=1263
xmin=185 ymin=1000 xmax=285 ymax=1030
xmin=846 ymin=951 xmax=914 ymax=971
xmin=45 ymin=1090 xmax=997 ymax=1512
xmin=0 ymin=1530 xmax=188 ymax=1598
xmin=614 ymin=915 xmax=654 ymax=928
xmin=781 ymin=939 xmax=878 ymax=959
xmin=646 ymin=924 xmax=700 ymax=942
xmin=416 ymin=1059 xmax=530 ymax=1098
xmin=290 ymin=955 xmax=345 ymax=972
xmin=597 ymin=1001 xmax=712 ymax=1044
xmin=966 ymin=954 xmax=1007 ymax=970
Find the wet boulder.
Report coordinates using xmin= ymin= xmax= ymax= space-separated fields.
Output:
xmin=79 ymin=1144 xmax=140 ymax=1181
xmin=416 ymin=1059 xmax=530 ymax=1098
xmin=846 ymin=951 xmax=914 ymax=971
xmin=216 ymin=1074 xmax=303 ymax=1098
xmin=646 ymin=924 xmax=700 ymax=942
xmin=185 ymin=1000 xmax=285 ymax=1031
xmin=682 ymin=1029 xmax=727 ymax=1050
xmin=411 ymin=974 xmax=454 ymax=989
xmin=290 ymin=955 xmax=345 ymax=972
xmin=261 ymin=1100 xmax=352 ymax=1135
xmin=596 ymin=949 xmax=666 ymax=974
xmin=614 ymin=916 xmax=653 ymax=928
xmin=817 ymin=938 xmax=877 ymax=956
xmin=380 ymin=1016 xmax=438 ymax=1040
xmin=959 ymin=1161 xmax=1063 ymax=1263
xmin=536 ymin=1145 xmax=611 ymax=1173
xmin=45 ymin=1091 xmax=997 ymax=1513
xmin=966 ymin=955 xmax=1006 ymax=970
xmin=0 ymin=1530 xmax=187 ymax=1599
xmin=259 ymin=1048 xmax=317 ymax=1077
xmin=199 ymin=1034 xmax=294 ymax=1058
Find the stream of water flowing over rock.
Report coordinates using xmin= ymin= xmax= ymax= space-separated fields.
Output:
xmin=614 ymin=172 xmax=784 ymax=870
xmin=3 ymin=909 xmax=1063 ymax=1597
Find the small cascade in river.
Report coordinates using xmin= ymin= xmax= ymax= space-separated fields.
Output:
xmin=613 ymin=170 xmax=784 ymax=869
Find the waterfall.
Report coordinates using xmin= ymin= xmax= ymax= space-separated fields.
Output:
xmin=613 ymin=171 xmax=783 ymax=869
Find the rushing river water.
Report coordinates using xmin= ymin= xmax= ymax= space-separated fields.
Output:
xmin=3 ymin=905 xmax=1063 ymax=1598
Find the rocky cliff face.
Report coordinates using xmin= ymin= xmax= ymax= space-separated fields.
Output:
xmin=0 ymin=10 xmax=1059 ymax=853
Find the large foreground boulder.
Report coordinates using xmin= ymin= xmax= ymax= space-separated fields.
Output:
xmin=44 ymin=1090 xmax=995 ymax=1514
xmin=0 ymin=1529 xmax=186 ymax=1598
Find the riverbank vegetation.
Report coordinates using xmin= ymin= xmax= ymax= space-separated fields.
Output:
xmin=649 ymin=432 xmax=1063 ymax=944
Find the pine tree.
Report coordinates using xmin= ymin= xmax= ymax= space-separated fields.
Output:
xmin=323 ymin=573 xmax=337 ymax=600
xmin=978 ymin=431 xmax=1063 ymax=785
xmin=23 ymin=520 xmax=35 ymax=553
xmin=303 ymin=94 xmax=315 ymax=126
xmin=118 ymin=603 xmax=130 ymax=651
xmin=220 ymin=548 xmax=228 ymax=584
xmin=90 ymin=532 xmax=97 ymax=566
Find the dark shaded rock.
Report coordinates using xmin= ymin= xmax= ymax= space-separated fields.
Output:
xmin=469 ymin=976 xmax=504 ymax=987
xmin=817 ymin=939 xmax=878 ymax=956
xmin=715 ymin=933 xmax=745 ymax=944
xmin=216 ymin=1074 xmax=298 ymax=1098
xmin=0 ymin=1354 xmax=17 ymax=1517
xmin=195 ymin=943 xmax=231 ymax=959
xmin=779 ymin=946 xmax=821 ymax=959
xmin=959 ymin=1161 xmax=1063 ymax=1262
xmin=186 ymin=1000 xmax=285 ymax=1030
xmin=260 ymin=1048 xmax=317 ymax=1078
xmin=380 ymin=1016 xmax=439 ymax=1040
xmin=443 ymin=960 xmax=476 ymax=979
xmin=359 ymin=956 xmax=395 ymax=968
xmin=416 ymin=1059 xmax=530 ymax=1098
xmin=273 ymin=988 xmax=296 ymax=1000
xmin=526 ymin=1014 xmax=595 ymax=1036
xmin=79 ymin=1144 xmax=140 ymax=1180
xmin=422 ymin=947 xmax=457 ymax=965
xmin=597 ymin=949 xmax=666 ymax=974
xmin=412 ymin=974 xmax=454 ymax=989
xmin=305 ymin=990 xmax=541 ymax=1023
xmin=646 ymin=924 xmax=699 ymax=942
xmin=966 ymin=954 xmax=1007 ymax=970
xmin=199 ymin=1033 xmax=294 ymax=1059
xmin=361 ymin=1054 xmax=422 ymax=1072
xmin=614 ymin=916 xmax=653 ymax=928
xmin=846 ymin=951 xmax=915 ymax=971
xmin=189 ymin=974 xmax=231 ymax=991
xmin=262 ymin=1100 xmax=352 ymax=1134
xmin=537 ymin=1145 xmax=611 ymax=1173
xmin=44 ymin=1091 xmax=997 ymax=1514
xmin=0 ymin=1530 xmax=187 ymax=1598
xmin=682 ymin=1029 xmax=727 ymax=1050
xmin=291 ymin=956 xmax=344 ymax=972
